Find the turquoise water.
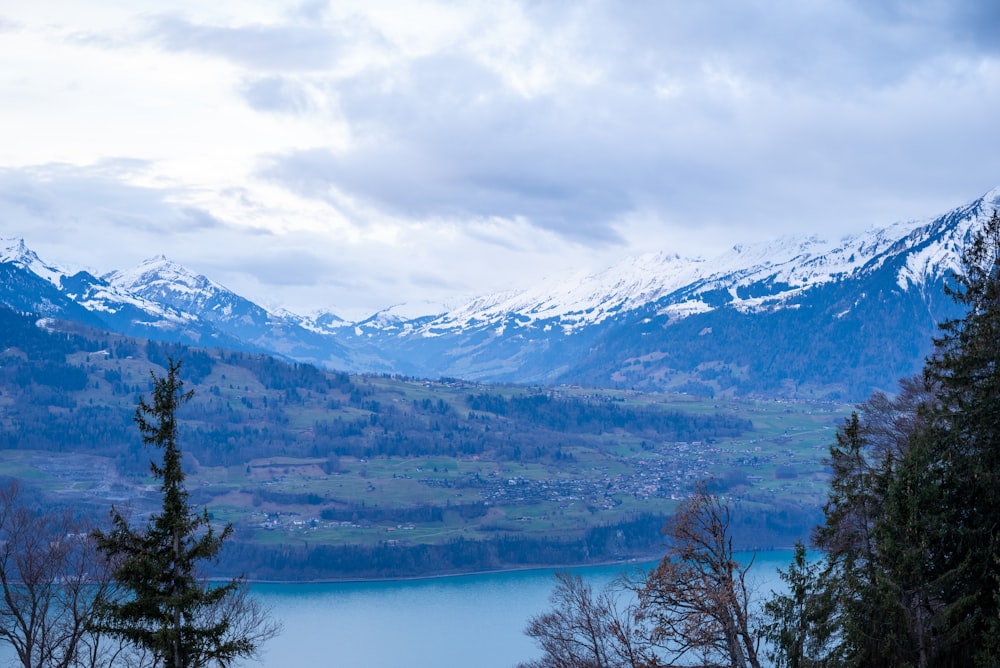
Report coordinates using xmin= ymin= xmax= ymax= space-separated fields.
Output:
xmin=0 ymin=551 xmax=793 ymax=667
xmin=252 ymin=550 xmax=792 ymax=668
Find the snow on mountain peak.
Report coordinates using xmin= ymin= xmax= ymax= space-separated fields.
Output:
xmin=1 ymin=238 xmax=31 ymax=262
xmin=0 ymin=237 xmax=67 ymax=286
xmin=105 ymin=256 xmax=232 ymax=309
xmin=397 ymin=191 xmax=997 ymax=338
xmin=418 ymin=251 xmax=710 ymax=335
xmin=108 ymin=255 xmax=205 ymax=288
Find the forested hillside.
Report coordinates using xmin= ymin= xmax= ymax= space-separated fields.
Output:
xmin=0 ymin=306 xmax=838 ymax=577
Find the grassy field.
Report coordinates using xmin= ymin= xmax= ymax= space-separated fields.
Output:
xmin=1 ymin=385 xmax=852 ymax=550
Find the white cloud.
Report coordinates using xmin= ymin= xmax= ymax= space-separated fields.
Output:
xmin=0 ymin=0 xmax=999 ymax=319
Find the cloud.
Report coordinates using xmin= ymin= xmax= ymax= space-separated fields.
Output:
xmin=857 ymin=0 xmax=1000 ymax=54
xmin=241 ymin=75 xmax=315 ymax=113
xmin=258 ymin=49 xmax=643 ymax=243
xmin=146 ymin=14 xmax=340 ymax=71
xmin=250 ymin=0 xmax=1000 ymax=251
xmin=0 ymin=162 xmax=225 ymax=236
xmin=220 ymin=248 xmax=333 ymax=288
xmin=0 ymin=162 xmax=241 ymax=282
xmin=4 ymin=0 xmax=1000 ymax=319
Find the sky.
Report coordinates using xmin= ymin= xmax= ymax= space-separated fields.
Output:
xmin=2 ymin=1 xmax=1000 ymax=320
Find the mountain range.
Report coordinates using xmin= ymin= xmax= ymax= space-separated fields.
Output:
xmin=4 ymin=186 xmax=997 ymax=400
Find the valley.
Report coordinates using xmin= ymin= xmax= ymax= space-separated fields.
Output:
xmin=0 ymin=307 xmax=846 ymax=577
xmin=4 ymin=190 xmax=994 ymax=577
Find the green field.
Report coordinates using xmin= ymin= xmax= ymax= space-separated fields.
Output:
xmin=0 ymin=319 xmax=855 ymax=574
xmin=0 ymin=383 xmax=850 ymax=549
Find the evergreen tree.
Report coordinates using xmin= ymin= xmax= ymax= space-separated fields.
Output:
xmin=812 ymin=412 xmax=895 ymax=665
xmin=93 ymin=359 xmax=276 ymax=668
xmin=761 ymin=541 xmax=834 ymax=668
xmin=871 ymin=423 xmax=951 ymax=667
xmin=916 ymin=208 xmax=1000 ymax=665
xmin=805 ymin=210 xmax=1000 ymax=667
xmin=807 ymin=377 xmax=954 ymax=667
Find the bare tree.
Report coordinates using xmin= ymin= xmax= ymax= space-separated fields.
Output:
xmin=638 ymin=481 xmax=761 ymax=668
xmin=0 ymin=481 xmax=118 ymax=668
xmin=520 ymin=572 xmax=657 ymax=668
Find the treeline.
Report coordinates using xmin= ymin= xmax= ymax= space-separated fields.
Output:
xmin=318 ymin=502 xmax=489 ymax=524
xmin=465 ymin=392 xmax=751 ymax=439
xmin=218 ymin=514 xmax=671 ymax=580
xmin=212 ymin=501 xmax=813 ymax=581
xmin=0 ymin=314 xmax=753 ymax=471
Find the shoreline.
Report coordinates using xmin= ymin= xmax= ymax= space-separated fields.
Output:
xmin=233 ymin=546 xmax=795 ymax=585
xmin=241 ymin=557 xmax=658 ymax=586
xmin=243 ymin=561 xmax=655 ymax=586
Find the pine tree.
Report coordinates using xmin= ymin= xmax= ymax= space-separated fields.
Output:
xmin=761 ymin=541 xmax=834 ymax=668
xmin=812 ymin=412 xmax=895 ymax=665
xmin=810 ymin=381 xmax=946 ymax=666
xmin=916 ymin=208 xmax=1000 ymax=665
xmin=809 ymin=211 xmax=1000 ymax=666
xmin=93 ymin=359 xmax=276 ymax=668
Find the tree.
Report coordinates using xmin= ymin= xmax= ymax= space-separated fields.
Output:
xmin=915 ymin=207 xmax=1000 ymax=665
xmin=520 ymin=572 xmax=656 ymax=668
xmin=809 ymin=387 xmax=954 ymax=667
xmin=810 ymin=411 xmax=890 ymax=664
xmin=802 ymin=210 xmax=1000 ymax=667
xmin=639 ymin=481 xmax=761 ymax=668
xmin=93 ymin=359 xmax=278 ymax=668
xmin=761 ymin=541 xmax=833 ymax=668
xmin=0 ymin=481 xmax=119 ymax=668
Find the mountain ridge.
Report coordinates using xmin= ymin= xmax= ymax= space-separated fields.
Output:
xmin=1 ymin=186 xmax=996 ymax=399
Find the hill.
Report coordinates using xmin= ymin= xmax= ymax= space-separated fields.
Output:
xmin=0 ymin=307 xmax=841 ymax=578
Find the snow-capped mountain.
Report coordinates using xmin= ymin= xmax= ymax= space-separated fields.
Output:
xmin=1 ymin=185 xmax=996 ymax=399
xmin=0 ymin=239 xmax=207 ymax=339
xmin=0 ymin=245 xmax=357 ymax=367
xmin=105 ymin=256 xmax=277 ymax=342
xmin=101 ymin=256 xmax=363 ymax=367
xmin=1 ymin=238 xmax=66 ymax=286
xmin=389 ymin=212 xmax=938 ymax=339
xmin=339 ymin=186 xmax=995 ymax=396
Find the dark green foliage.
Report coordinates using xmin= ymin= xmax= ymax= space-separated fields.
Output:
xmin=465 ymin=391 xmax=751 ymax=439
xmin=787 ymin=211 xmax=1000 ymax=668
xmin=93 ymin=360 xmax=264 ymax=668
xmin=915 ymin=209 xmax=1000 ymax=665
xmin=0 ymin=312 xmax=749 ymax=468
xmin=147 ymin=342 xmax=215 ymax=384
xmin=761 ymin=541 xmax=834 ymax=668
xmin=812 ymin=412 xmax=893 ymax=664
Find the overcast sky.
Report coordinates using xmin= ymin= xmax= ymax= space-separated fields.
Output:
xmin=2 ymin=1 xmax=999 ymax=320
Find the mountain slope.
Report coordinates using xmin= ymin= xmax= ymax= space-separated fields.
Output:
xmin=345 ymin=187 xmax=996 ymax=398
xmin=2 ymin=186 xmax=996 ymax=400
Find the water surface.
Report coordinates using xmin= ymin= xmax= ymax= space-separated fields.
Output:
xmin=252 ymin=550 xmax=792 ymax=668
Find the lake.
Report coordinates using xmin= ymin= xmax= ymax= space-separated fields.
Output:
xmin=251 ymin=550 xmax=793 ymax=668
xmin=0 ymin=551 xmax=793 ymax=667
